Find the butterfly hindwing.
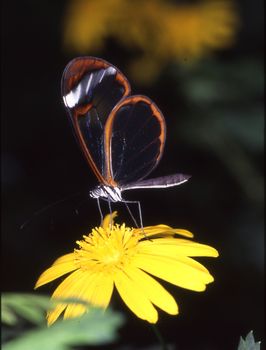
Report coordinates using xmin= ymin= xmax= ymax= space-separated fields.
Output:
xmin=103 ymin=95 xmax=166 ymax=186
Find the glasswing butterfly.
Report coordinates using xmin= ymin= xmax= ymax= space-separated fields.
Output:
xmin=61 ymin=57 xmax=190 ymax=225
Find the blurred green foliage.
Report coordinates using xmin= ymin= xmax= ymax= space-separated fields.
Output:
xmin=2 ymin=293 xmax=124 ymax=350
xmin=176 ymin=58 xmax=263 ymax=205
xmin=238 ymin=331 xmax=261 ymax=350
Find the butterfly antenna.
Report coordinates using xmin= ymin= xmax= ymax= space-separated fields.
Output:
xmin=19 ymin=190 xmax=84 ymax=230
xmin=97 ymin=198 xmax=104 ymax=225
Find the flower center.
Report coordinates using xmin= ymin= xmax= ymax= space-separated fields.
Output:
xmin=74 ymin=223 xmax=139 ymax=272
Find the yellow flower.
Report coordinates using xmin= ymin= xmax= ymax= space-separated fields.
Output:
xmin=63 ymin=0 xmax=240 ymax=83
xmin=35 ymin=213 xmax=218 ymax=325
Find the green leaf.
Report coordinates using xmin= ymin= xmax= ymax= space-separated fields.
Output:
xmin=2 ymin=307 xmax=124 ymax=350
xmin=1 ymin=294 xmax=91 ymax=326
xmin=1 ymin=294 xmax=52 ymax=326
xmin=238 ymin=331 xmax=261 ymax=350
xmin=1 ymin=304 xmax=18 ymax=326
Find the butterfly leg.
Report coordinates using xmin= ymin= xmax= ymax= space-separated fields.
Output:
xmin=123 ymin=200 xmax=144 ymax=232
xmin=123 ymin=201 xmax=139 ymax=228
xmin=96 ymin=197 xmax=104 ymax=225
xmin=107 ymin=198 xmax=114 ymax=227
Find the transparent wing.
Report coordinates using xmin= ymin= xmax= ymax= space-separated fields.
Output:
xmin=104 ymin=95 xmax=166 ymax=186
xmin=61 ymin=56 xmax=130 ymax=184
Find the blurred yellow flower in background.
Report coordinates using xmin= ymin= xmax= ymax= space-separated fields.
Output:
xmin=35 ymin=213 xmax=218 ymax=325
xmin=63 ymin=0 xmax=240 ymax=84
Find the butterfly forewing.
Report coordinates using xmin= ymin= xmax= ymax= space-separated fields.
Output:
xmin=104 ymin=95 xmax=166 ymax=186
xmin=61 ymin=57 xmax=131 ymax=184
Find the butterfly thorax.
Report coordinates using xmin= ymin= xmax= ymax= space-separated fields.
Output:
xmin=90 ymin=185 xmax=123 ymax=202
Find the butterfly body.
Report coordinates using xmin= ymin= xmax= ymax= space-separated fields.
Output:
xmin=90 ymin=185 xmax=122 ymax=202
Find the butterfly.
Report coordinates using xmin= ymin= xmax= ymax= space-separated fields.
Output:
xmin=61 ymin=57 xmax=190 ymax=225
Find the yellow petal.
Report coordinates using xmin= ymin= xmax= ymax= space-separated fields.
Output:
xmin=47 ymin=267 xmax=114 ymax=321
xmin=63 ymin=303 xmax=87 ymax=320
xmin=138 ymin=242 xmax=216 ymax=274
xmin=47 ymin=269 xmax=90 ymax=324
xmin=172 ymin=229 xmax=194 ymax=238
xmin=35 ymin=253 xmax=77 ymax=289
xmin=123 ymin=265 xmax=178 ymax=315
xmin=52 ymin=270 xmax=92 ymax=299
xmin=135 ymin=225 xmax=194 ymax=238
xmin=71 ymin=272 xmax=114 ymax=309
xmin=47 ymin=303 xmax=67 ymax=326
xmin=114 ymin=270 xmax=158 ymax=323
xmin=102 ymin=211 xmax=118 ymax=229
xmin=51 ymin=253 xmax=75 ymax=265
xmin=139 ymin=238 xmax=219 ymax=257
xmin=133 ymin=254 xmax=214 ymax=291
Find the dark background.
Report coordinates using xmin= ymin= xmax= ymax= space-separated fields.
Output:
xmin=1 ymin=0 xmax=264 ymax=349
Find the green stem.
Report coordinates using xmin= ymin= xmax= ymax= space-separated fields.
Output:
xmin=151 ymin=324 xmax=168 ymax=350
